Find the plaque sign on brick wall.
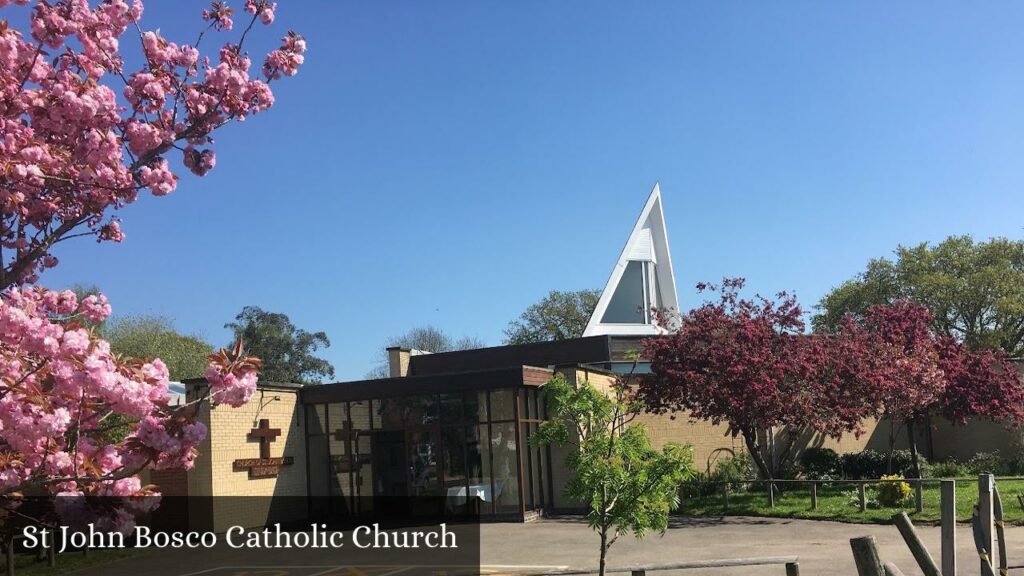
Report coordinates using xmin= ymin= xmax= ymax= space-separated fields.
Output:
xmin=233 ymin=418 xmax=294 ymax=479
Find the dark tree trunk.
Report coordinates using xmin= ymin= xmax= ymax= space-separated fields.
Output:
xmin=886 ymin=418 xmax=897 ymax=474
xmin=906 ymin=421 xmax=922 ymax=479
xmin=599 ymin=526 xmax=608 ymax=576
xmin=743 ymin=430 xmax=772 ymax=480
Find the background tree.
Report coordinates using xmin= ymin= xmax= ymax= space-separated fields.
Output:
xmin=226 ymin=306 xmax=335 ymax=384
xmin=640 ymin=279 xmax=879 ymax=482
xmin=365 ymin=325 xmax=484 ymax=378
xmin=532 ymin=374 xmax=692 ymax=576
xmin=504 ymin=289 xmax=600 ymax=344
xmin=103 ymin=315 xmax=214 ymax=380
xmin=814 ymin=236 xmax=1024 ymax=355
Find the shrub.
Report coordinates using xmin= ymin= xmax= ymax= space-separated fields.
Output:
xmin=965 ymin=451 xmax=1006 ymax=475
xmin=681 ymin=454 xmax=754 ymax=496
xmin=841 ymin=449 xmax=916 ymax=479
xmin=799 ymin=448 xmax=841 ymax=480
xmin=921 ymin=459 xmax=969 ymax=478
xmin=876 ymin=475 xmax=912 ymax=507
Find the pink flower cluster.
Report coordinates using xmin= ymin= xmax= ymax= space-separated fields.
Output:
xmin=0 ymin=287 xmax=261 ymax=520
xmin=0 ymin=0 xmax=305 ymax=286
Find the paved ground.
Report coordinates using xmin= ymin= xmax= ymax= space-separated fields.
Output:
xmin=482 ymin=516 xmax=1016 ymax=575
xmin=55 ymin=516 xmax=1024 ymax=575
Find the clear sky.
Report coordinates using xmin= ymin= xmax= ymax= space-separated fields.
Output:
xmin=38 ymin=1 xmax=1024 ymax=380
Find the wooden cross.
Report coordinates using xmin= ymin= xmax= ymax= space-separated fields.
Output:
xmin=248 ymin=419 xmax=281 ymax=459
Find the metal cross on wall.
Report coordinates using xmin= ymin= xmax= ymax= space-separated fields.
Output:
xmin=248 ymin=418 xmax=281 ymax=459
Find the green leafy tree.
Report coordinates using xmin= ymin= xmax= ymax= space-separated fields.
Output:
xmin=103 ymin=315 xmax=214 ymax=380
xmin=365 ymin=326 xmax=484 ymax=378
xmin=814 ymin=235 xmax=1024 ymax=355
xmin=98 ymin=315 xmax=214 ymax=442
xmin=532 ymin=374 xmax=693 ymax=576
xmin=226 ymin=306 xmax=335 ymax=384
xmin=504 ymin=289 xmax=600 ymax=344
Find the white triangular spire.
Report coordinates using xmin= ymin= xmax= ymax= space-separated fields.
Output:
xmin=583 ymin=183 xmax=678 ymax=337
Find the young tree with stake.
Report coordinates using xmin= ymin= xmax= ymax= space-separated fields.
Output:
xmin=532 ymin=373 xmax=692 ymax=576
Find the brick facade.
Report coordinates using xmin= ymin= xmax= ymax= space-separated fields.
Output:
xmin=186 ymin=384 xmax=308 ymax=531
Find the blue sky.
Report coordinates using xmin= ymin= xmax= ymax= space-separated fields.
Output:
xmin=37 ymin=1 xmax=1024 ymax=380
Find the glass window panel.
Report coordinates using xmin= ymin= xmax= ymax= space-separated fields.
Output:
xmin=308 ymin=435 xmax=329 ymax=497
xmin=349 ymin=400 xmax=371 ymax=430
xmin=356 ymin=433 xmax=373 ymax=503
xmin=327 ymin=403 xmax=349 ymax=458
xmin=440 ymin=393 xmax=463 ymax=425
xmin=378 ymin=395 xmax=439 ymax=428
xmin=306 ymin=404 xmax=326 ymax=436
xmin=601 ymin=260 xmax=647 ymax=324
xmin=530 ymin=422 xmax=544 ymax=510
xmin=466 ymin=391 xmax=488 ymax=423
xmin=490 ymin=389 xmax=515 ymax=421
xmin=471 ymin=424 xmax=492 ymax=515
xmin=442 ymin=427 xmax=468 ymax=510
xmin=407 ymin=429 xmax=440 ymax=497
xmin=491 ymin=422 xmax=520 ymax=513
xmin=521 ymin=423 xmax=534 ymax=509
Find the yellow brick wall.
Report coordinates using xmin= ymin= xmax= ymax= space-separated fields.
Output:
xmin=188 ymin=386 xmax=307 ymax=531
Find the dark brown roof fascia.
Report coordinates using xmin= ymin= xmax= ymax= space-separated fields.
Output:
xmin=300 ymin=366 xmax=548 ymax=405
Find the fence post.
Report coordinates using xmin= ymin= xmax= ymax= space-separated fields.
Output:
xmin=914 ymin=480 xmax=924 ymax=513
xmin=940 ymin=480 xmax=956 ymax=576
xmin=5 ymin=538 xmax=12 ymax=576
xmin=722 ymin=483 xmax=729 ymax=509
xmin=786 ymin=561 xmax=801 ymax=576
xmin=46 ymin=537 xmax=54 ymax=567
xmin=851 ymin=535 xmax=886 ymax=576
xmin=859 ymin=483 xmax=867 ymax=512
xmin=768 ymin=481 xmax=775 ymax=508
xmin=631 ymin=571 xmax=646 ymax=576
xmin=810 ymin=482 xmax=818 ymax=510
xmin=979 ymin=474 xmax=995 ymax=576
xmin=893 ymin=512 xmax=941 ymax=576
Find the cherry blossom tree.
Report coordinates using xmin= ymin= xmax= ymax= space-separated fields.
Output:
xmin=0 ymin=0 xmax=304 ymax=529
xmin=0 ymin=0 xmax=305 ymax=288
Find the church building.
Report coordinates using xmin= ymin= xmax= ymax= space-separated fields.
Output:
xmin=171 ymin=183 xmax=949 ymax=531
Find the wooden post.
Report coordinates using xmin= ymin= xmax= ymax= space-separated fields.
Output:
xmin=722 ymin=483 xmax=729 ymax=509
xmin=47 ymin=537 xmax=54 ymax=567
xmin=914 ymin=480 xmax=924 ymax=513
xmin=979 ymin=474 xmax=995 ymax=576
xmin=768 ymin=481 xmax=775 ymax=508
xmin=785 ymin=561 xmax=801 ymax=576
xmin=893 ymin=512 xmax=941 ymax=576
xmin=631 ymin=571 xmax=645 ymax=576
xmin=810 ymin=482 xmax=818 ymax=510
xmin=5 ymin=539 xmax=13 ymax=576
xmin=851 ymin=535 xmax=886 ymax=576
xmin=859 ymin=483 xmax=867 ymax=512
xmin=940 ymin=480 xmax=956 ymax=576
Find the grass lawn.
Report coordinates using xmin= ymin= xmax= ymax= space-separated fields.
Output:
xmin=8 ymin=547 xmax=147 ymax=576
xmin=678 ymin=478 xmax=1024 ymax=525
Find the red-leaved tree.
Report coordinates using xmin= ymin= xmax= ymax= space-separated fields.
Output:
xmin=859 ymin=301 xmax=1024 ymax=477
xmin=0 ymin=0 xmax=304 ymax=529
xmin=639 ymin=279 xmax=879 ymax=482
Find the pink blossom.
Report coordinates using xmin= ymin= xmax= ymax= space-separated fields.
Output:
xmin=80 ymin=293 xmax=112 ymax=323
